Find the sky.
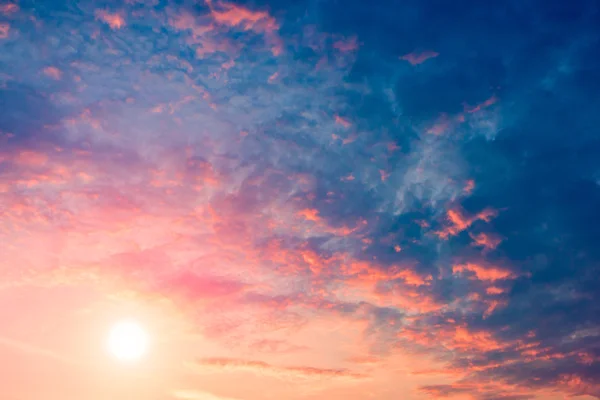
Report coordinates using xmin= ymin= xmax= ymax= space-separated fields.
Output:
xmin=1 ymin=0 xmax=600 ymax=399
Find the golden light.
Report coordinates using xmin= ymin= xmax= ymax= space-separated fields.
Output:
xmin=107 ymin=320 xmax=149 ymax=362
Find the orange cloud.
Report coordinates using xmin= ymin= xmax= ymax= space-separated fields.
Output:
xmin=395 ymin=269 xmax=432 ymax=287
xmin=403 ymin=321 xmax=510 ymax=358
xmin=469 ymin=232 xmax=502 ymax=250
xmin=452 ymin=262 xmax=514 ymax=282
xmin=343 ymin=261 xmax=430 ymax=287
xmin=556 ymin=374 xmax=600 ymax=398
xmin=435 ymin=207 xmax=498 ymax=239
xmin=401 ymin=51 xmax=439 ymax=65
xmin=449 ymin=326 xmax=505 ymax=352
xmin=95 ymin=10 xmax=126 ymax=30
xmin=338 ymin=262 xmax=439 ymax=313
xmin=390 ymin=289 xmax=443 ymax=313
xmin=297 ymin=208 xmax=321 ymax=222
xmin=485 ymin=286 xmax=505 ymax=295
xmin=446 ymin=209 xmax=471 ymax=232
xmin=483 ymin=299 xmax=505 ymax=318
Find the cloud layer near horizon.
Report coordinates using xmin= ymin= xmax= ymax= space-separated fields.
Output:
xmin=1 ymin=1 xmax=600 ymax=399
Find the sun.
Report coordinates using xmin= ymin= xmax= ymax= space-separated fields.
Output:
xmin=107 ymin=320 xmax=149 ymax=362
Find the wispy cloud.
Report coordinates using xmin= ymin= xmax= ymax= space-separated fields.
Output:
xmin=190 ymin=357 xmax=368 ymax=382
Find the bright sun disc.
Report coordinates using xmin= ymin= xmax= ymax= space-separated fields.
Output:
xmin=107 ymin=320 xmax=149 ymax=362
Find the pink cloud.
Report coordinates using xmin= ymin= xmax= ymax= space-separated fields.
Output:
xmin=207 ymin=1 xmax=282 ymax=55
xmin=0 ymin=3 xmax=18 ymax=15
xmin=463 ymin=179 xmax=475 ymax=194
xmin=158 ymin=272 xmax=248 ymax=301
xmin=379 ymin=169 xmax=391 ymax=182
xmin=221 ymin=59 xmax=235 ymax=70
xmin=209 ymin=3 xmax=278 ymax=33
xmin=0 ymin=22 xmax=9 ymax=39
xmin=465 ymin=95 xmax=498 ymax=114
xmin=401 ymin=51 xmax=439 ymax=65
xmin=169 ymin=12 xmax=239 ymax=59
xmin=94 ymin=10 xmax=126 ymax=30
xmin=14 ymin=150 xmax=50 ymax=167
xmin=333 ymin=36 xmax=359 ymax=53
xmin=170 ymin=12 xmax=215 ymax=37
xmin=211 ymin=2 xmax=279 ymax=32
xmin=426 ymin=115 xmax=451 ymax=135
xmin=335 ymin=114 xmax=352 ymax=128
xmin=43 ymin=66 xmax=62 ymax=80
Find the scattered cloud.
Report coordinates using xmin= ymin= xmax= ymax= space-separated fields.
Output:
xmin=42 ymin=66 xmax=62 ymax=80
xmin=0 ymin=22 xmax=9 ymax=38
xmin=95 ymin=10 xmax=126 ymax=29
xmin=1 ymin=1 xmax=599 ymax=399
xmin=401 ymin=51 xmax=439 ymax=65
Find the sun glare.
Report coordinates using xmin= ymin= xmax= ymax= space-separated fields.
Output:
xmin=107 ymin=320 xmax=149 ymax=362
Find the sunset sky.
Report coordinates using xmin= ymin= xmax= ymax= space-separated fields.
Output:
xmin=1 ymin=1 xmax=600 ymax=399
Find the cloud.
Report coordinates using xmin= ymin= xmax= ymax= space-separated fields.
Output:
xmin=333 ymin=36 xmax=359 ymax=53
xmin=452 ymin=262 xmax=514 ymax=282
xmin=42 ymin=66 xmax=62 ymax=80
xmin=469 ymin=232 xmax=503 ymax=250
xmin=190 ymin=357 xmax=368 ymax=382
xmin=157 ymin=272 xmax=249 ymax=302
xmin=435 ymin=207 xmax=498 ymax=239
xmin=208 ymin=2 xmax=278 ymax=33
xmin=2 ymin=1 xmax=600 ymax=399
xmin=172 ymin=390 xmax=242 ymax=400
xmin=0 ymin=22 xmax=9 ymax=38
xmin=207 ymin=1 xmax=282 ymax=55
xmin=401 ymin=51 xmax=439 ymax=65
xmin=0 ymin=3 xmax=19 ymax=15
xmin=95 ymin=10 xmax=126 ymax=29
